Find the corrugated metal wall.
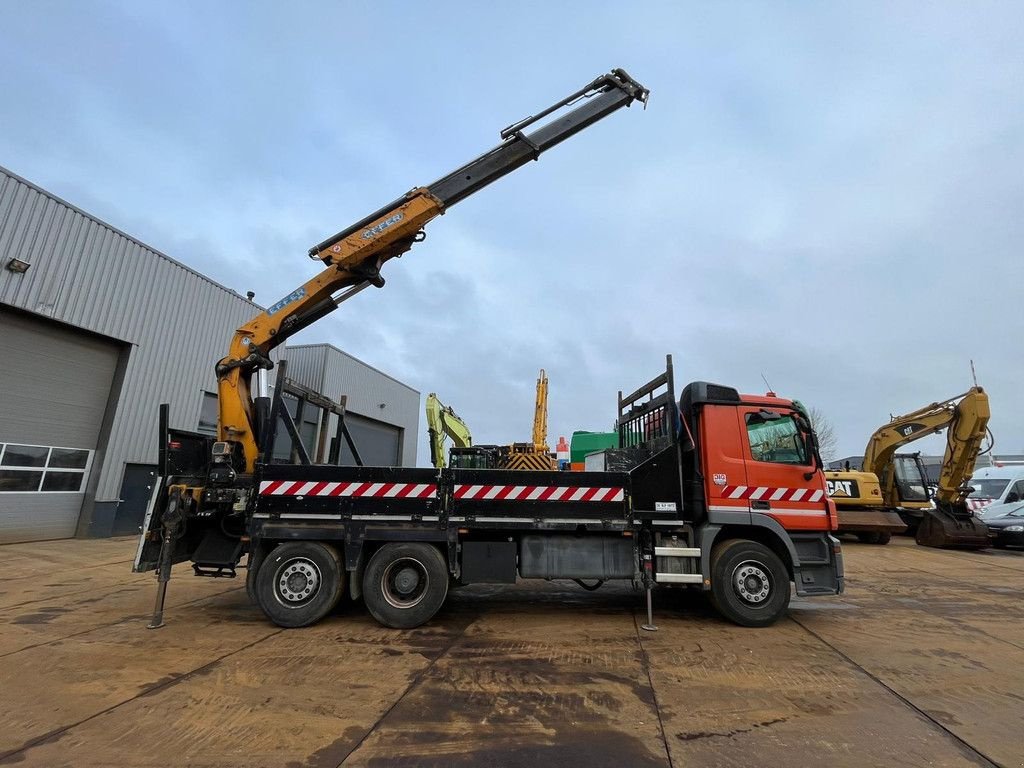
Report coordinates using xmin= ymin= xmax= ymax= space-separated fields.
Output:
xmin=286 ymin=344 xmax=420 ymax=466
xmin=0 ymin=165 xmax=259 ymax=503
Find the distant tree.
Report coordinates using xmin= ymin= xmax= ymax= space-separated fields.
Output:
xmin=807 ymin=406 xmax=839 ymax=463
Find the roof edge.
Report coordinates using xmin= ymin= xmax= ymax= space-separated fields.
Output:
xmin=0 ymin=163 xmax=262 ymax=310
xmin=286 ymin=342 xmax=421 ymax=395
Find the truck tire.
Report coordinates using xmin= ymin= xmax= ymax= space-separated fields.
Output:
xmin=363 ymin=543 xmax=449 ymax=629
xmin=245 ymin=548 xmax=263 ymax=605
xmin=255 ymin=542 xmax=345 ymax=628
xmin=709 ymin=539 xmax=790 ymax=628
xmin=874 ymin=532 xmax=892 ymax=545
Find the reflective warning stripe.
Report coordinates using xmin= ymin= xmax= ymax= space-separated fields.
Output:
xmin=722 ymin=485 xmax=824 ymax=503
xmin=452 ymin=485 xmax=624 ymax=502
xmin=259 ymin=481 xmax=436 ymax=498
xmin=967 ymin=498 xmax=993 ymax=510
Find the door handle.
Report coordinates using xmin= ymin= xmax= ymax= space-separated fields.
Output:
xmin=751 ymin=500 xmax=771 ymax=510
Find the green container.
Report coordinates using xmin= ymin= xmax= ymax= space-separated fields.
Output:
xmin=569 ymin=431 xmax=618 ymax=464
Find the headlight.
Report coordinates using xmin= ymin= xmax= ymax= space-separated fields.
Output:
xmin=1004 ymin=525 xmax=1024 ymax=532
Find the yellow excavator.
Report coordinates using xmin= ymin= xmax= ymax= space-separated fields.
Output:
xmin=500 ymin=369 xmax=556 ymax=471
xmin=827 ymin=387 xmax=992 ymax=548
xmin=425 ymin=393 xmax=472 ymax=470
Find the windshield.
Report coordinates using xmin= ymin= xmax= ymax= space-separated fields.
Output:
xmin=968 ymin=479 xmax=1009 ymax=499
xmin=745 ymin=412 xmax=808 ymax=465
xmin=894 ymin=456 xmax=928 ymax=503
xmin=986 ymin=505 xmax=1024 ymax=520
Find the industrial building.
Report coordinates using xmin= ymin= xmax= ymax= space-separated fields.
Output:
xmin=0 ymin=166 xmax=419 ymax=544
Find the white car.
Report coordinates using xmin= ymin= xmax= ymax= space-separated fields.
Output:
xmin=968 ymin=466 xmax=1024 ymax=520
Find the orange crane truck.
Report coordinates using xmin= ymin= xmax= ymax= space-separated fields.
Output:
xmin=133 ymin=69 xmax=843 ymax=631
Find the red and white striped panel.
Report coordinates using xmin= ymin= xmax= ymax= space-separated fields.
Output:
xmin=967 ymin=498 xmax=993 ymax=511
xmin=721 ymin=485 xmax=825 ymax=503
xmin=259 ymin=480 xmax=436 ymax=499
xmin=453 ymin=484 xmax=624 ymax=503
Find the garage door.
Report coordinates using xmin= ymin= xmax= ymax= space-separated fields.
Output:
xmin=0 ymin=307 xmax=121 ymax=543
xmin=341 ymin=413 xmax=403 ymax=467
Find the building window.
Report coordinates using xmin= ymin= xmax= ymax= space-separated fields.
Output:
xmin=197 ymin=391 xmax=218 ymax=436
xmin=0 ymin=443 xmax=92 ymax=493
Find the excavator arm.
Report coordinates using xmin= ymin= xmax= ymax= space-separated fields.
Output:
xmin=862 ymin=387 xmax=990 ymax=506
xmin=426 ymin=393 xmax=473 ymax=469
xmin=216 ymin=69 xmax=649 ymax=472
xmin=861 ymin=387 xmax=991 ymax=548
xmin=532 ymin=369 xmax=549 ymax=452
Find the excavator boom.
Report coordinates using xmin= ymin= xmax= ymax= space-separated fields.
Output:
xmin=862 ymin=388 xmax=990 ymax=506
xmin=532 ymin=369 xmax=549 ymax=451
xmin=426 ymin=393 xmax=472 ymax=470
xmin=863 ymin=388 xmax=991 ymax=548
xmin=829 ymin=386 xmax=992 ymax=548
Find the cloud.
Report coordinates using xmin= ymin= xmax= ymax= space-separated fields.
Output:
xmin=2 ymin=1 xmax=1022 ymax=464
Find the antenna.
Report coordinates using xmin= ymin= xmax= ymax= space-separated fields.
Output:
xmin=969 ymin=359 xmax=978 ymax=388
xmin=761 ymin=373 xmax=775 ymax=397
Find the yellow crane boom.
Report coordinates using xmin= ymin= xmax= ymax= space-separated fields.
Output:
xmin=211 ymin=70 xmax=649 ymax=474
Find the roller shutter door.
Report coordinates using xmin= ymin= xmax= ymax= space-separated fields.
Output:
xmin=0 ymin=307 xmax=120 ymax=543
xmin=341 ymin=413 xmax=402 ymax=467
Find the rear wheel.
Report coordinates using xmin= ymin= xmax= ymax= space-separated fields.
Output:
xmin=363 ymin=543 xmax=449 ymax=629
xmin=245 ymin=546 xmax=266 ymax=605
xmin=709 ymin=539 xmax=790 ymax=627
xmin=874 ymin=532 xmax=892 ymax=545
xmin=255 ymin=542 xmax=345 ymax=628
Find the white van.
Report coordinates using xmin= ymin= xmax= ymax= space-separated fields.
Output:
xmin=968 ymin=466 xmax=1024 ymax=519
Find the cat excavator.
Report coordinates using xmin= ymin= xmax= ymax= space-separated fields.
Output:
xmin=425 ymin=393 xmax=472 ymax=470
xmin=826 ymin=387 xmax=992 ymax=548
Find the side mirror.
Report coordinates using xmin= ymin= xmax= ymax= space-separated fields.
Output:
xmin=803 ymin=433 xmax=818 ymax=480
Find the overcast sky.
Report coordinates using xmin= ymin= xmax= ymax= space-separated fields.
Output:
xmin=2 ymin=1 xmax=1022 ymax=466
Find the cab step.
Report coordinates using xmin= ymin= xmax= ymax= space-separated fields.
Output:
xmin=655 ymin=545 xmax=702 ymax=584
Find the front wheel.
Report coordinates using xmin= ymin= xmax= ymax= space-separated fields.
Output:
xmin=709 ymin=539 xmax=790 ymax=627
xmin=363 ymin=543 xmax=449 ymax=629
xmin=255 ymin=542 xmax=345 ymax=628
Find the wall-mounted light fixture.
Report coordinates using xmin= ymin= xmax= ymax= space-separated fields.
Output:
xmin=6 ymin=257 xmax=30 ymax=274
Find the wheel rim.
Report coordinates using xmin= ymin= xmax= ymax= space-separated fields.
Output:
xmin=381 ymin=557 xmax=429 ymax=609
xmin=732 ymin=560 xmax=772 ymax=606
xmin=274 ymin=557 xmax=322 ymax=607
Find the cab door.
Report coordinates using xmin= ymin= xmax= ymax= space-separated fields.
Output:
xmin=700 ymin=404 xmax=752 ymax=525
xmin=738 ymin=406 xmax=830 ymax=532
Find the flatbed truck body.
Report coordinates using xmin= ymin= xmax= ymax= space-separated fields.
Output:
xmin=136 ymin=357 xmax=844 ymax=629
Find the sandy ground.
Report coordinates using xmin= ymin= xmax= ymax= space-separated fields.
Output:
xmin=0 ymin=536 xmax=1021 ymax=767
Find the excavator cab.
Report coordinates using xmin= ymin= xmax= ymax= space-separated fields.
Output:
xmin=892 ymin=454 xmax=930 ymax=505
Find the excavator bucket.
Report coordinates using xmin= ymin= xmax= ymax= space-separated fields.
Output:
xmin=915 ymin=504 xmax=991 ymax=549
